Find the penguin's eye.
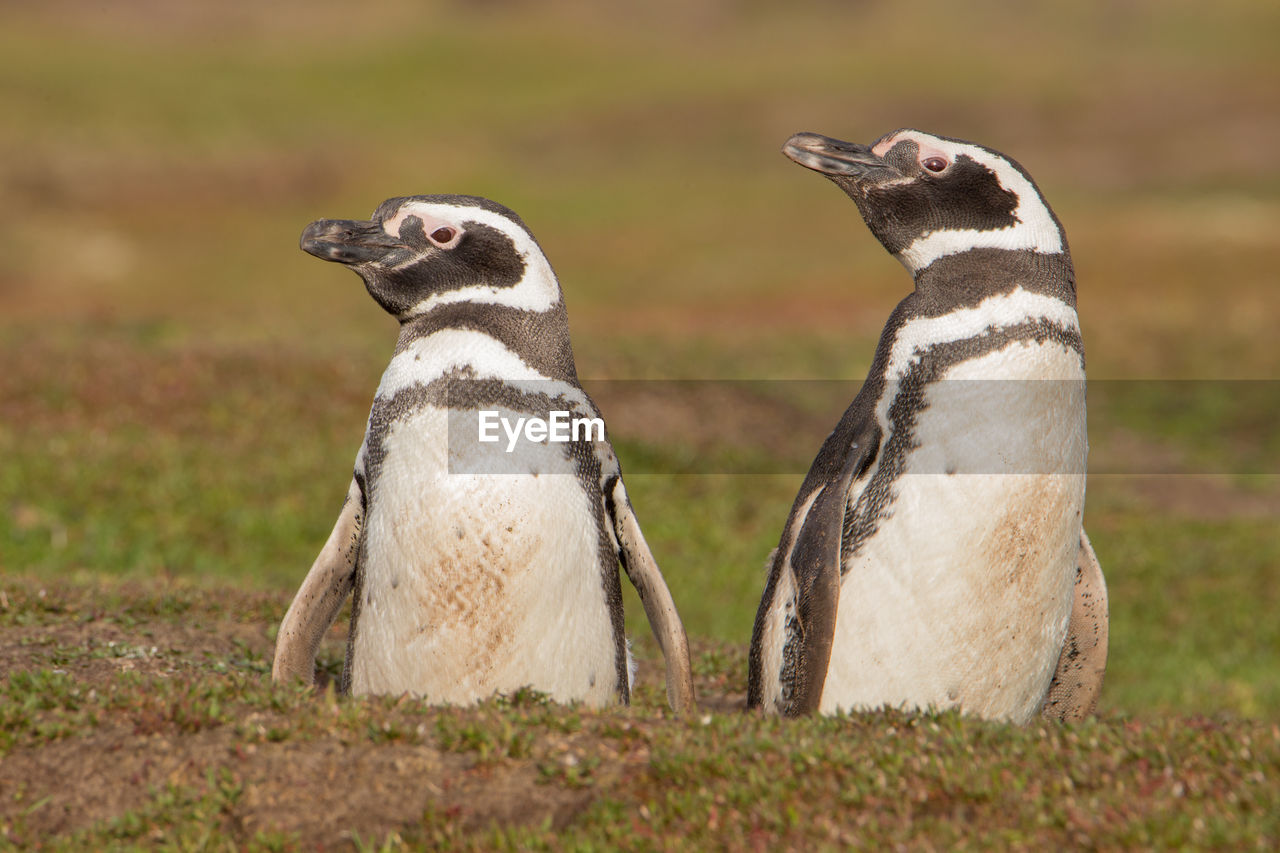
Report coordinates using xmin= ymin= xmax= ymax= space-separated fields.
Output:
xmin=922 ymin=157 xmax=948 ymax=173
xmin=428 ymin=226 xmax=458 ymax=246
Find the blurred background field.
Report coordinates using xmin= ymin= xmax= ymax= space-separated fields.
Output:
xmin=1 ymin=0 xmax=1277 ymax=718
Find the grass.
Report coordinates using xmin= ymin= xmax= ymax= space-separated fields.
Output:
xmin=2 ymin=576 xmax=1278 ymax=850
xmin=2 ymin=0 xmax=1279 ymax=847
xmin=1097 ymin=514 xmax=1280 ymax=716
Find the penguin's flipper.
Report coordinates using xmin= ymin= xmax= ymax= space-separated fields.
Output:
xmin=783 ymin=429 xmax=877 ymax=715
xmin=607 ymin=481 xmax=696 ymax=716
xmin=272 ymin=477 xmax=364 ymax=685
xmin=1040 ymin=529 xmax=1109 ymax=720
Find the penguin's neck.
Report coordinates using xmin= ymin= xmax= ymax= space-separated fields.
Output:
xmin=394 ymin=301 xmax=580 ymax=385
xmin=862 ymin=248 xmax=1083 ymax=388
xmin=910 ymin=249 xmax=1076 ymax=316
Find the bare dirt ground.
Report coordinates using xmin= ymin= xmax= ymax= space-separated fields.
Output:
xmin=1 ymin=577 xmax=730 ymax=846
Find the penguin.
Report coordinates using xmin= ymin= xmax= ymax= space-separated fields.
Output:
xmin=271 ymin=194 xmax=695 ymax=714
xmin=748 ymin=130 xmax=1108 ymax=723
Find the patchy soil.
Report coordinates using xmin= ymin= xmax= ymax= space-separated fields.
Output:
xmin=1088 ymin=427 xmax=1280 ymax=521
xmin=588 ymin=378 xmax=844 ymax=472
xmin=3 ymin=578 xmax=1278 ymax=850
xmin=0 ymin=577 xmax=743 ymax=847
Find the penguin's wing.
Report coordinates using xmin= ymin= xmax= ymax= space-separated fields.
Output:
xmin=606 ymin=479 xmax=696 ymax=715
xmin=1040 ymin=529 xmax=1109 ymax=720
xmin=272 ymin=477 xmax=364 ymax=685
xmin=783 ymin=426 xmax=878 ymax=715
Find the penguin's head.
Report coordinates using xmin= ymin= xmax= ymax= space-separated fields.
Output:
xmin=783 ymin=129 xmax=1066 ymax=274
xmin=300 ymin=194 xmax=562 ymax=321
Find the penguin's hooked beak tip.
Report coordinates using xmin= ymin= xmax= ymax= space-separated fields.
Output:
xmin=300 ymin=218 xmax=403 ymax=265
xmin=783 ymin=132 xmax=894 ymax=181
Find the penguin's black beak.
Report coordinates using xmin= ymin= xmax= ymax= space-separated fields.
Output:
xmin=783 ymin=132 xmax=897 ymax=183
xmin=301 ymin=218 xmax=404 ymax=265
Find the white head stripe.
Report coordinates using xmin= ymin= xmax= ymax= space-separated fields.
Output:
xmin=881 ymin=132 xmax=1063 ymax=272
xmin=384 ymin=201 xmax=562 ymax=317
xmin=900 ymin=224 xmax=1061 ymax=271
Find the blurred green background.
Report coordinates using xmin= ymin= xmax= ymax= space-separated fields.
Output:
xmin=1 ymin=0 xmax=1277 ymax=717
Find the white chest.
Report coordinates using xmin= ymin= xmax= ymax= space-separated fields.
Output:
xmin=348 ymin=345 xmax=619 ymax=706
xmin=822 ymin=337 xmax=1087 ymax=722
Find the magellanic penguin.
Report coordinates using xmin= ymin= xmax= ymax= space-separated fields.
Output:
xmin=748 ymin=130 xmax=1108 ymax=723
xmin=271 ymin=194 xmax=695 ymax=714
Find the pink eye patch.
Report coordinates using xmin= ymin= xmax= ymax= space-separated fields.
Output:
xmin=384 ymin=208 xmax=464 ymax=248
xmin=873 ymin=134 xmax=951 ymax=168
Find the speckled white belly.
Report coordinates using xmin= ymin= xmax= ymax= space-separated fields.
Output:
xmin=349 ymin=405 xmax=618 ymax=706
xmin=821 ymin=339 xmax=1086 ymax=722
